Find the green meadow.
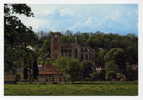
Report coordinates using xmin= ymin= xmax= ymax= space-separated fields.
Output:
xmin=4 ymin=81 xmax=138 ymax=96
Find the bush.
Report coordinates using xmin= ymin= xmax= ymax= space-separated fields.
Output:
xmin=90 ymin=70 xmax=105 ymax=81
xmin=106 ymin=71 xmax=116 ymax=81
xmin=116 ymin=73 xmax=126 ymax=81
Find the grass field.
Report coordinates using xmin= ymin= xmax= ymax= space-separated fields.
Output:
xmin=4 ymin=81 xmax=138 ymax=96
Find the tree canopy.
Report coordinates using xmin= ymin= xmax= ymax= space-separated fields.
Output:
xmin=4 ymin=4 xmax=38 ymax=80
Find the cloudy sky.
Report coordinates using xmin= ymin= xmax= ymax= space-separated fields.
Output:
xmin=19 ymin=4 xmax=138 ymax=35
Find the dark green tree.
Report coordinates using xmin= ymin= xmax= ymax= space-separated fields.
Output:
xmin=32 ymin=60 xmax=39 ymax=80
xmin=104 ymin=48 xmax=126 ymax=73
xmin=4 ymin=4 xmax=38 ymax=75
xmin=53 ymin=57 xmax=83 ymax=82
xmin=81 ymin=61 xmax=94 ymax=81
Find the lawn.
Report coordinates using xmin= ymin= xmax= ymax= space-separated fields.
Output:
xmin=4 ymin=81 xmax=138 ymax=96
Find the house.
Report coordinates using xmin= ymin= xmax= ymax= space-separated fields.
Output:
xmin=38 ymin=64 xmax=64 ymax=83
xmin=4 ymin=72 xmax=16 ymax=84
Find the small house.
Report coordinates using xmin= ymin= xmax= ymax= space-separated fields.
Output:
xmin=38 ymin=64 xmax=64 ymax=83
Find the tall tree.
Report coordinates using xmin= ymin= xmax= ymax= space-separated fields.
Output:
xmin=4 ymin=4 xmax=37 ymax=74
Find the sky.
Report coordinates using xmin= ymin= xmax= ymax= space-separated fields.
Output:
xmin=19 ymin=4 xmax=138 ymax=35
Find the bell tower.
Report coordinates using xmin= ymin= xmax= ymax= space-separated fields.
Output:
xmin=51 ymin=32 xmax=61 ymax=59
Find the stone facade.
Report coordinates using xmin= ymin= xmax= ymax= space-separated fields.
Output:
xmin=51 ymin=33 xmax=96 ymax=63
xmin=51 ymin=33 xmax=61 ymax=59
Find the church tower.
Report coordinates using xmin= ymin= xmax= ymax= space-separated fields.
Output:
xmin=51 ymin=32 xmax=61 ymax=59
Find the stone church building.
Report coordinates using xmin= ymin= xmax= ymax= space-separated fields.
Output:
xmin=50 ymin=32 xmax=96 ymax=62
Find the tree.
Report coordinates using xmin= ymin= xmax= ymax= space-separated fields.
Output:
xmin=126 ymin=64 xmax=138 ymax=81
xmin=106 ymin=71 xmax=117 ymax=81
xmin=53 ymin=57 xmax=83 ymax=82
xmin=4 ymin=4 xmax=38 ymax=76
xmin=81 ymin=61 xmax=94 ymax=81
xmin=104 ymin=60 xmax=118 ymax=80
xmin=95 ymin=49 xmax=106 ymax=67
xmin=4 ymin=4 xmax=36 ymax=47
xmin=104 ymin=48 xmax=126 ymax=74
xmin=67 ymin=59 xmax=82 ymax=81
xmin=23 ymin=67 xmax=28 ymax=80
xmin=105 ymin=60 xmax=118 ymax=72
xmin=104 ymin=48 xmax=126 ymax=80
xmin=38 ymin=39 xmax=51 ymax=64
xmin=32 ymin=60 xmax=39 ymax=80
xmin=90 ymin=70 xmax=105 ymax=81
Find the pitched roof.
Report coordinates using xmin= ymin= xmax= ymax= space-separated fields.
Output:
xmin=39 ymin=64 xmax=62 ymax=75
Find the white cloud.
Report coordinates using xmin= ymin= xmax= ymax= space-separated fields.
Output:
xmin=85 ymin=17 xmax=95 ymax=25
xmin=35 ymin=10 xmax=53 ymax=17
xmin=105 ymin=9 xmax=122 ymax=21
xmin=29 ymin=4 xmax=60 ymax=19
xmin=59 ymin=8 xmax=75 ymax=16
xmin=17 ymin=14 xmax=50 ymax=32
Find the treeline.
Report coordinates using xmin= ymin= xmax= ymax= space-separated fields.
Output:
xmin=37 ymin=31 xmax=138 ymax=81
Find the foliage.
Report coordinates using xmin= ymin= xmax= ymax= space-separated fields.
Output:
xmin=91 ymin=70 xmax=105 ymax=81
xmin=126 ymin=64 xmax=138 ymax=81
xmin=52 ymin=57 xmax=83 ymax=82
xmin=106 ymin=71 xmax=117 ymax=81
xmin=116 ymin=73 xmax=126 ymax=81
xmin=104 ymin=48 xmax=127 ymax=79
xmin=32 ymin=60 xmax=39 ymax=80
xmin=23 ymin=67 xmax=28 ymax=80
xmin=81 ymin=61 xmax=94 ymax=81
xmin=105 ymin=60 xmax=118 ymax=73
xmin=4 ymin=4 xmax=38 ymax=81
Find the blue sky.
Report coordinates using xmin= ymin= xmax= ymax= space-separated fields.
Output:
xmin=19 ymin=4 xmax=138 ymax=35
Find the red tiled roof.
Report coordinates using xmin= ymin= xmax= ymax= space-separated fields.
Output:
xmin=39 ymin=64 xmax=62 ymax=75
